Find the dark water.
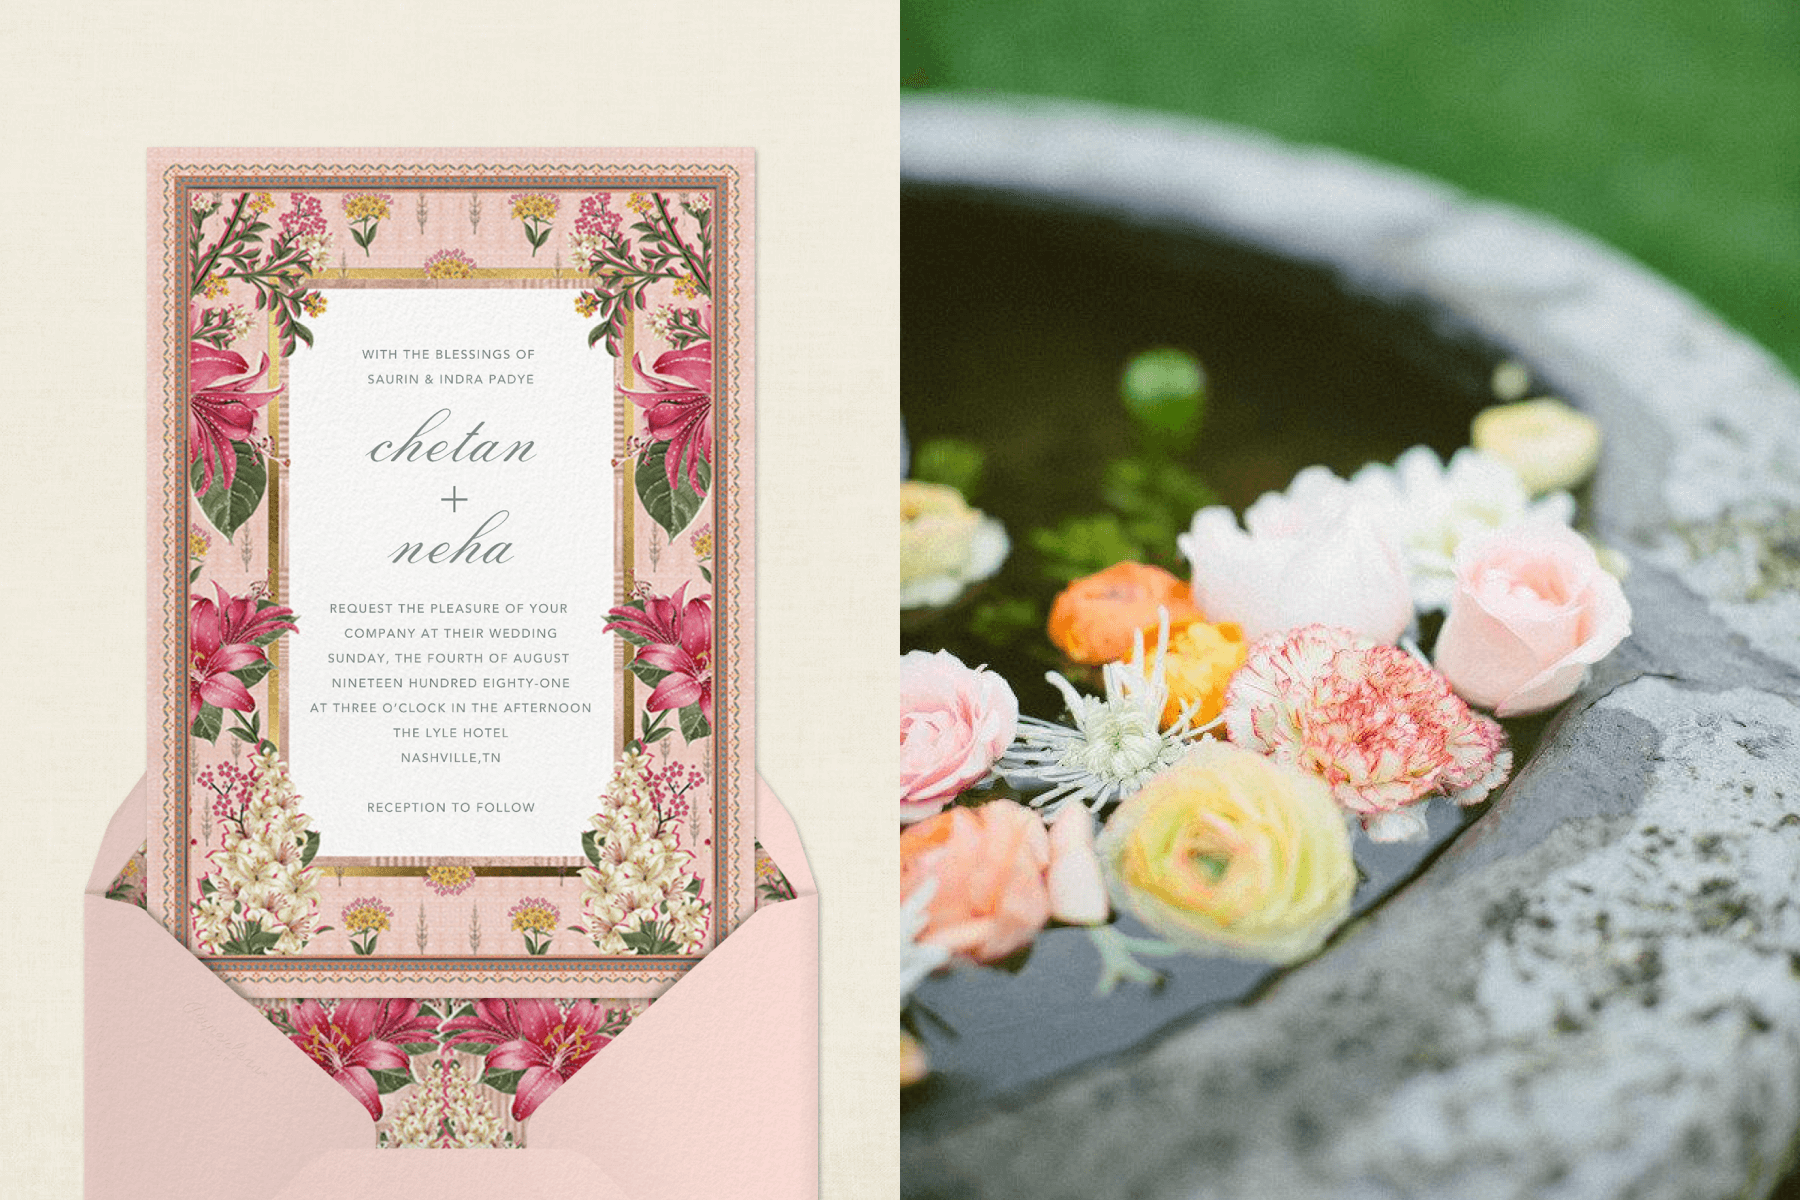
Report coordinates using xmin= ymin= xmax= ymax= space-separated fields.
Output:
xmin=901 ymin=185 xmax=1553 ymax=1128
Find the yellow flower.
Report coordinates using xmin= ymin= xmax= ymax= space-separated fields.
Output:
xmin=343 ymin=194 xmax=391 ymax=222
xmin=341 ymin=900 xmax=393 ymax=933
xmin=510 ymin=193 xmax=558 ymax=222
xmin=247 ymin=191 xmax=274 ymax=216
xmin=900 ymin=480 xmax=1008 ymax=609
xmin=509 ymin=897 xmax=559 ymax=933
xmin=188 ymin=528 xmax=211 ymax=561
xmin=200 ymin=275 xmax=230 ymax=299
xmin=425 ymin=865 xmax=476 ymax=895
xmin=1096 ymin=741 xmax=1356 ymax=964
xmin=671 ymin=276 xmax=702 ymax=299
xmin=300 ymin=292 xmax=328 ymax=317
xmin=574 ymin=292 xmax=600 ymax=318
xmin=1124 ymin=619 xmax=1246 ymax=729
xmin=626 ymin=192 xmax=654 ymax=215
xmin=1470 ymin=397 xmax=1602 ymax=496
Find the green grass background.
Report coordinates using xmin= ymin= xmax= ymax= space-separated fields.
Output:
xmin=902 ymin=1 xmax=1800 ymax=375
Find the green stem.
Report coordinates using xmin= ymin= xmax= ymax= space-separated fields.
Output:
xmin=191 ymin=192 xmax=251 ymax=297
xmin=651 ymin=192 xmax=710 ymax=295
xmin=1088 ymin=924 xmax=1183 ymax=995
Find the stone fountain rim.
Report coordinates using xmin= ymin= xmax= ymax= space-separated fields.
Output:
xmin=902 ymin=93 xmax=1800 ymax=1200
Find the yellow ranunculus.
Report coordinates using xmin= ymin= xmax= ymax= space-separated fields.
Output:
xmin=1470 ymin=397 xmax=1602 ymax=495
xmin=1125 ymin=619 xmax=1246 ymax=729
xmin=1096 ymin=741 xmax=1356 ymax=964
xmin=899 ymin=480 xmax=1008 ymax=609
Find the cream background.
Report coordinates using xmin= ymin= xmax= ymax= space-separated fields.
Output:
xmin=0 ymin=3 xmax=896 ymax=1196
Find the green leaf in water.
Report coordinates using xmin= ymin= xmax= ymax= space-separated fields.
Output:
xmin=910 ymin=437 xmax=986 ymax=500
xmin=1120 ymin=347 xmax=1206 ymax=450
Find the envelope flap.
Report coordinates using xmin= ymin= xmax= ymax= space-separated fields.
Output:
xmin=268 ymin=1148 xmax=633 ymax=1199
xmin=87 ymin=773 xmax=148 ymax=895
xmin=84 ymin=894 xmax=373 ymax=1198
xmin=756 ymin=772 xmax=815 ymax=896
xmin=531 ymin=887 xmax=818 ymax=1199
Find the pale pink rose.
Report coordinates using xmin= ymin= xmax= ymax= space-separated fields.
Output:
xmin=1178 ymin=467 xmax=1412 ymax=644
xmin=1434 ymin=524 xmax=1631 ymax=716
xmin=1045 ymin=805 xmax=1109 ymax=925
xmin=900 ymin=801 xmax=1052 ymax=962
xmin=900 ymin=650 xmax=1020 ymax=823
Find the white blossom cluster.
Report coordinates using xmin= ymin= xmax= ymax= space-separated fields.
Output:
xmin=191 ymin=750 xmax=322 ymax=956
xmin=579 ymin=750 xmax=708 ymax=955
xmin=382 ymin=1055 xmax=512 ymax=1149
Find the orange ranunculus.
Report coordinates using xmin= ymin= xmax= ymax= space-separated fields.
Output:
xmin=1046 ymin=562 xmax=1203 ymax=666
xmin=1125 ymin=619 xmax=1247 ymax=729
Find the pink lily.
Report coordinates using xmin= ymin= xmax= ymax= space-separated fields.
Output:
xmin=188 ymin=584 xmax=297 ymax=720
xmin=287 ymin=999 xmax=441 ymax=1120
xmin=189 ymin=341 xmax=281 ymax=498
xmin=442 ymin=999 xmax=613 ymax=1120
xmin=604 ymin=583 xmax=712 ymax=719
xmin=622 ymin=342 xmax=712 ymax=494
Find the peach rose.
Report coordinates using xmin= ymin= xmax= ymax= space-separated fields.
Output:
xmin=1433 ymin=524 xmax=1631 ymax=716
xmin=1047 ymin=561 xmax=1203 ymax=665
xmin=1096 ymin=741 xmax=1356 ymax=963
xmin=900 ymin=650 xmax=1019 ymax=823
xmin=900 ymin=800 xmax=1106 ymax=963
xmin=1124 ymin=619 xmax=1247 ymax=729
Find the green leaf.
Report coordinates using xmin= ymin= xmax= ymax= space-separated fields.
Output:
xmin=189 ymin=564 xmax=204 ymax=584
xmin=686 ymin=877 xmax=703 ymax=895
xmin=628 ymin=659 xmax=671 ymax=688
xmin=580 ymin=829 xmax=602 ymax=867
xmin=634 ymin=442 xmax=709 ymax=538
xmin=199 ymin=877 xmax=216 ymax=896
xmin=619 ymin=920 xmax=683 ymax=955
xmin=1029 ymin=513 xmax=1145 ymax=585
xmin=398 ymin=1041 xmax=439 ymax=1056
xmin=191 ymin=442 xmax=268 ymax=540
xmin=482 ymin=1067 xmax=526 ymax=1094
xmin=191 ymin=704 xmax=224 ymax=743
xmin=367 ymin=1067 xmax=412 ymax=1095
xmin=677 ymin=703 xmax=710 ymax=743
xmin=910 ymin=437 xmax=987 ymax=499
xmin=455 ymin=1041 xmax=494 ymax=1056
xmin=231 ymin=656 xmax=274 ymax=689
xmin=300 ymin=829 xmax=320 ymax=867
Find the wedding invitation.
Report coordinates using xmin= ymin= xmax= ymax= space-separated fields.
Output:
xmin=146 ymin=148 xmax=756 ymax=996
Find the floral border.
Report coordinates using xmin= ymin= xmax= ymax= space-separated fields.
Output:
xmin=147 ymin=151 xmax=754 ymax=995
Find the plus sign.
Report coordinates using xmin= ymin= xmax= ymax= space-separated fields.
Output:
xmin=442 ymin=487 xmax=466 ymax=512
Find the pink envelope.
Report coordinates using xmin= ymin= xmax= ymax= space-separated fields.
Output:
xmin=85 ymin=773 xmax=817 ymax=1199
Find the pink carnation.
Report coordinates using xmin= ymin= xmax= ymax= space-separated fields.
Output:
xmin=900 ymin=650 xmax=1019 ymax=823
xmin=1224 ymin=624 xmax=1511 ymax=842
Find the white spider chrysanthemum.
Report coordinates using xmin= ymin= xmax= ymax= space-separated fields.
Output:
xmin=901 ymin=878 xmax=949 ymax=1003
xmin=997 ymin=612 xmax=1213 ymax=817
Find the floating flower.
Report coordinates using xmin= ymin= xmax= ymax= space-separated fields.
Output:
xmin=287 ymin=999 xmax=443 ymax=1120
xmin=899 ymin=481 xmax=1009 ymax=610
xmin=1434 ymin=523 xmax=1632 ymax=716
xmin=382 ymin=1054 xmax=512 ymax=1148
xmin=423 ymin=248 xmax=477 ymax=279
xmin=1046 ymin=561 xmax=1202 ymax=666
xmin=622 ymin=342 xmax=713 ymax=496
xmin=1224 ymin=624 xmax=1510 ymax=841
xmin=1179 ymin=468 xmax=1412 ymax=643
xmin=899 ymin=650 xmax=1019 ymax=823
xmin=1348 ymin=445 xmax=1576 ymax=611
xmin=1471 ymin=397 xmax=1603 ymax=496
xmin=999 ymin=613 xmax=1211 ymax=816
xmin=189 ymin=341 xmax=281 ymax=499
xmin=443 ymin=999 xmax=624 ymax=1120
xmin=1124 ymin=618 xmax=1246 ymax=730
xmin=900 ymin=799 xmax=1105 ymax=965
xmin=1096 ymin=740 xmax=1357 ymax=963
xmin=508 ymin=897 xmax=560 ymax=955
xmin=900 ymin=878 xmax=950 ymax=998
xmin=341 ymin=897 xmax=393 ymax=956
xmin=424 ymin=865 xmax=476 ymax=896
